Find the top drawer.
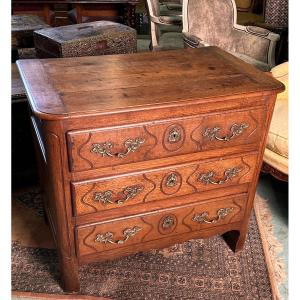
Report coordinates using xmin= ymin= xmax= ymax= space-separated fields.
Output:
xmin=67 ymin=107 xmax=266 ymax=172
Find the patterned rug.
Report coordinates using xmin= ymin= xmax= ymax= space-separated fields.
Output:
xmin=12 ymin=187 xmax=275 ymax=300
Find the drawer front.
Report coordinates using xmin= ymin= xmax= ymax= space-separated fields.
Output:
xmin=71 ymin=153 xmax=257 ymax=216
xmin=67 ymin=107 xmax=265 ymax=171
xmin=76 ymin=194 xmax=247 ymax=257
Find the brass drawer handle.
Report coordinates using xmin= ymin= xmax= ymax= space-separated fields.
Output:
xmin=94 ymin=185 xmax=144 ymax=205
xmin=203 ymin=123 xmax=249 ymax=141
xmin=91 ymin=137 xmax=145 ymax=158
xmin=95 ymin=226 xmax=142 ymax=245
xmin=198 ymin=167 xmax=241 ymax=185
xmin=192 ymin=207 xmax=234 ymax=224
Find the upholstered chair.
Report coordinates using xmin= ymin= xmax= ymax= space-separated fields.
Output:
xmin=262 ymin=62 xmax=288 ymax=181
xmin=160 ymin=0 xmax=182 ymax=12
xmin=182 ymin=0 xmax=280 ymax=71
xmin=146 ymin=0 xmax=182 ymax=50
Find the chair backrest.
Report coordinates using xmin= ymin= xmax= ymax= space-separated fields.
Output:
xmin=146 ymin=0 xmax=160 ymax=18
xmin=183 ymin=0 xmax=238 ymax=47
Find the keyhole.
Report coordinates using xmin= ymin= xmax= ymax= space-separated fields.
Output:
xmin=168 ymin=127 xmax=181 ymax=143
xmin=166 ymin=173 xmax=177 ymax=187
xmin=162 ymin=216 xmax=175 ymax=229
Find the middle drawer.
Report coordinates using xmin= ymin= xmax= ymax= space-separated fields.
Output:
xmin=71 ymin=153 xmax=257 ymax=216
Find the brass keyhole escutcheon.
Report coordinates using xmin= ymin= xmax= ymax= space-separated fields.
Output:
xmin=168 ymin=127 xmax=181 ymax=143
xmin=166 ymin=173 xmax=178 ymax=187
xmin=162 ymin=216 xmax=175 ymax=229
xmin=159 ymin=214 xmax=178 ymax=234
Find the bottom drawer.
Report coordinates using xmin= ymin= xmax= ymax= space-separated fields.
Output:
xmin=76 ymin=194 xmax=247 ymax=257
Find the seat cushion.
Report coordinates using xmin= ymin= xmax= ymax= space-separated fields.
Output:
xmin=264 ymin=62 xmax=288 ymax=174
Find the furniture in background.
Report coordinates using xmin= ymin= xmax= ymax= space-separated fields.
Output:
xmin=235 ymin=0 xmax=265 ymax=27
xmin=160 ymin=0 xmax=182 ymax=11
xmin=12 ymin=0 xmax=55 ymax=25
xmin=258 ymin=0 xmax=288 ymax=64
xmin=11 ymin=64 xmax=37 ymax=188
xmin=17 ymin=46 xmax=283 ymax=292
xmin=11 ymin=15 xmax=49 ymax=62
xmin=236 ymin=0 xmax=288 ymax=65
xmin=12 ymin=0 xmax=139 ymax=28
xmin=68 ymin=1 xmax=139 ymax=27
xmin=146 ymin=0 xmax=182 ymax=50
xmin=235 ymin=0 xmax=264 ymax=13
xmin=34 ymin=21 xmax=137 ymax=58
xmin=182 ymin=0 xmax=279 ymax=71
xmin=262 ymin=62 xmax=288 ymax=181
xmin=235 ymin=0 xmax=253 ymax=12
xmin=264 ymin=0 xmax=288 ymax=28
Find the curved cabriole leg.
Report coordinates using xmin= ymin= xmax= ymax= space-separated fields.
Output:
xmin=222 ymin=229 xmax=247 ymax=253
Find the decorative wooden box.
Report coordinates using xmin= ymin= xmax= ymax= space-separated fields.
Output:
xmin=33 ymin=20 xmax=137 ymax=58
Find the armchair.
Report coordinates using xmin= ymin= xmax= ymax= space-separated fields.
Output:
xmin=262 ymin=62 xmax=288 ymax=181
xmin=146 ymin=0 xmax=182 ymax=50
xmin=160 ymin=0 xmax=182 ymax=12
xmin=182 ymin=0 xmax=280 ymax=71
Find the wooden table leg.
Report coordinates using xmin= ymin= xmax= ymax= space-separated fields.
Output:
xmin=43 ymin=4 xmax=52 ymax=25
xmin=75 ymin=4 xmax=83 ymax=24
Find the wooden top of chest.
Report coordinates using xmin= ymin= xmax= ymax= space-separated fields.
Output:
xmin=17 ymin=46 xmax=284 ymax=120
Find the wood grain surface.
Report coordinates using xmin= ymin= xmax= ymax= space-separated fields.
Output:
xmin=16 ymin=47 xmax=284 ymax=119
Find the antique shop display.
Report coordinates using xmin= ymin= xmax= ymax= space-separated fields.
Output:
xmin=12 ymin=0 xmax=139 ymax=27
xmin=11 ymin=15 xmax=49 ymax=61
xmin=17 ymin=46 xmax=284 ymax=292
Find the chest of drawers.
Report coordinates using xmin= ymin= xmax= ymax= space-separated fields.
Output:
xmin=17 ymin=47 xmax=284 ymax=292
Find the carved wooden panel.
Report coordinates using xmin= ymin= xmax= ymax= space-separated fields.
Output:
xmin=76 ymin=194 xmax=247 ymax=256
xmin=67 ymin=107 xmax=265 ymax=172
xmin=71 ymin=153 xmax=257 ymax=216
xmin=191 ymin=107 xmax=267 ymax=151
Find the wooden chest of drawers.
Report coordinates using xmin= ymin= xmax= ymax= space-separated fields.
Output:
xmin=17 ymin=47 xmax=284 ymax=292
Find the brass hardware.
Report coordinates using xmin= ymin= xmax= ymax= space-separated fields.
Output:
xmin=166 ymin=173 xmax=178 ymax=187
xmin=198 ymin=167 xmax=241 ymax=185
xmin=91 ymin=141 xmax=114 ymax=157
xmin=90 ymin=137 xmax=145 ymax=158
xmin=203 ymin=123 xmax=249 ymax=141
xmin=192 ymin=207 xmax=234 ymax=224
xmin=162 ymin=216 xmax=175 ymax=229
xmin=94 ymin=185 xmax=144 ymax=205
xmin=168 ymin=127 xmax=181 ymax=143
xmin=95 ymin=226 xmax=142 ymax=245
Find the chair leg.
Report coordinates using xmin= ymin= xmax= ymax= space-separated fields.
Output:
xmin=149 ymin=22 xmax=159 ymax=51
